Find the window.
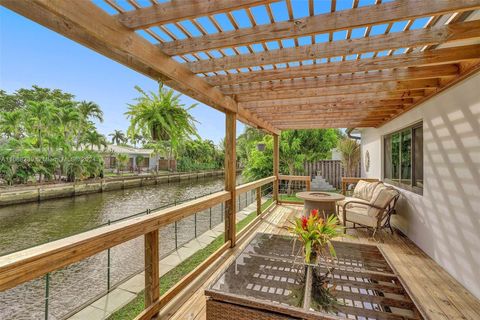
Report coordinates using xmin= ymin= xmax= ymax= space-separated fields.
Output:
xmin=383 ymin=123 xmax=423 ymax=194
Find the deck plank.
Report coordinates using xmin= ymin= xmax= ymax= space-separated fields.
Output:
xmin=169 ymin=204 xmax=480 ymax=320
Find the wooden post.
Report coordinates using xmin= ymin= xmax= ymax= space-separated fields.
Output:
xmin=273 ymin=134 xmax=279 ymax=203
xmin=256 ymin=186 xmax=262 ymax=216
xmin=144 ymin=229 xmax=159 ymax=314
xmin=306 ymin=179 xmax=311 ymax=191
xmin=224 ymin=112 xmax=236 ymax=247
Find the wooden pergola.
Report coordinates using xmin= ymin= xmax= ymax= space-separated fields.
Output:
xmin=4 ymin=0 xmax=480 ymax=132
xmin=1 ymin=1 xmax=480 ymax=319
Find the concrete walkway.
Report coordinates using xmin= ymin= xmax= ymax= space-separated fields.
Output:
xmin=68 ymin=200 xmax=263 ymax=320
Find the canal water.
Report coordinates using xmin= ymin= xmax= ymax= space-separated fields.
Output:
xmin=0 ymin=175 xmax=259 ymax=320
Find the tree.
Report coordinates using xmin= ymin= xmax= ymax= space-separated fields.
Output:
xmin=125 ymin=83 xmax=199 ymax=171
xmin=337 ymin=138 xmax=361 ymax=177
xmin=109 ymin=130 xmax=126 ymax=145
xmin=116 ymin=153 xmax=129 ymax=175
xmin=78 ymin=100 xmax=104 ymax=123
xmin=24 ymin=101 xmax=60 ymax=152
xmin=83 ymin=131 xmax=107 ymax=150
xmin=0 ymin=110 xmax=23 ymax=139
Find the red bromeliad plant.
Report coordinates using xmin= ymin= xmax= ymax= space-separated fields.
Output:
xmin=289 ymin=209 xmax=344 ymax=264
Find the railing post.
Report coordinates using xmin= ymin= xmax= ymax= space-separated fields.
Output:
xmin=224 ymin=111 xmax=236 ymax=247
xmin=44 ymin=272 xmax=50 ymax=320
xmin=107 ymin=219 xmax=111 ymax=292
xmin=144 ymin=229 xmax=159 ymax=316
xmin=273 ymin=134 xmax=279 ymax=203
xmin=306 ymin=179 xmax=311 ymax=191
xmin=256 ymin=186 xmax=262 ymax=216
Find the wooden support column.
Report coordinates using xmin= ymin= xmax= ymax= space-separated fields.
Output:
xmin=273 ymin=134 xmax=279 ymax=203
xmin=256 ymin=187 xmax=262 ymax=216
xmin=144 ymin=229 xmax=159 ymax=314
xmin=224 ymin=112 xmax=237 ymax=247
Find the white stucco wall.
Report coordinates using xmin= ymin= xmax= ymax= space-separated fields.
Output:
xmin=360 ymin=72 xmax=480 ymax=299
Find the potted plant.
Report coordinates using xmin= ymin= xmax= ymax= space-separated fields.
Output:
xmin=289 ymin=210 xmax=344 ymax=311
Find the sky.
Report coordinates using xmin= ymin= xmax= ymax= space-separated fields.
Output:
xmin=0 ymin=6 xmax=238 ymax=145
xmin=0 ymin=0 xmax=429 ymax=145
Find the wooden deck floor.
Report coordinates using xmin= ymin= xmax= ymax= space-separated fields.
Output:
xmin=169 ymin=204 xmax=480 ymax=320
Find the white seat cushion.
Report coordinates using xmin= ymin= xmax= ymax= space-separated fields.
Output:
xmin=337 ymin=196 xmax=369 ymax=210
xmin=352 ymin=180 xmax=380 ymax=201
xmin=338 ymin=206 xmax=377 ymax=228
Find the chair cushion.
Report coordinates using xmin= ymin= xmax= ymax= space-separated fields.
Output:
xmin=339 ymin=206 xmax=377 ymax=228
xmin=337 ymin=196 xmax=369 ymax=210
xmin=367 ymin=187 xmax=398 ymax=217
xmin=352 ymin=180 xmax=381 ymax=201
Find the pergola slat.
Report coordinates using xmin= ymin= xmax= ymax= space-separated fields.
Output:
xmin=158 ymin=0 xmax=480 ymax=56
xmin=234 ymin=80 xmax=439 ymax=102
xmin=239 ymin=91 xmax=425 ymax=110
xmin=187 ymin=19 xmax=480 ymax=73
xmin=116 ymin=0 xmax=272 ymax=30
xmin=205 ymin=45 xmax=480 ymax=86
xmin=223 ymin=65 xmax=458 ymax=95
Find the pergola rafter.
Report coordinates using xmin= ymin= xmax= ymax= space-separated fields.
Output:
xmin=2 ymin=0 xmax=480 ymax=130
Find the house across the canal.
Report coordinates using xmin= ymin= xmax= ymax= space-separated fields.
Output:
xmin=102 ymin=144 xmax=176 ymax=172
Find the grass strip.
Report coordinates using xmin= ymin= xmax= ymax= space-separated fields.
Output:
xmin=108 ymin=199 xmax=273 ymax=320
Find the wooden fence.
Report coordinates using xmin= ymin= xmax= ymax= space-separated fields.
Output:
xmin=300 ymin=160 xmax=361 ymax=189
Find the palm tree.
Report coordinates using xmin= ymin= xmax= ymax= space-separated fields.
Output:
xmin=78 ymin=101 xmax=104 ymax=123
xmin=25 ymin=101 xmax=59 ymax=152
xmin=125 ymin=84 xmax=199 ymax=171
xmin=0 ymin=110 xmax=23 ymax=139
xmin=83 ymin=131 xmax=107 ymax=150
xmin=128 ymin=132 xmax=143 ymax=148
xmin=58 ymin=101 xmax=81 ymax=142
xmin=109 ymin=130 xmax=126 ymax=145
xmin=337 ymin=138 xmax=361 ymax=177
xmin=116 ymin=153 xmax=129 ymax=175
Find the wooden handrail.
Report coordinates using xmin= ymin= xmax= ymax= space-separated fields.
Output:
xmin=235 ymin=176 xmax=275 ymax=194
xmin=0 ymin=176 xmax=278 ymax=293
xmin=0 ymin=190 xmax=230 ymax=291
xmin=278 ymin=175 xmax=311 ymax=192
xmin=278 ymin=175 xmax=310 ymax=181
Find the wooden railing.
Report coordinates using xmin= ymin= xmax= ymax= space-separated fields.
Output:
xmin=278 ymin=175 xmax=310 ymax=204
xmin=0 ymin=176 xmax=277 ymax=320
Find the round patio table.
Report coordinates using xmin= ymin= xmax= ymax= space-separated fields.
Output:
xmin=296 ymin=191 xmax=345 ymax=218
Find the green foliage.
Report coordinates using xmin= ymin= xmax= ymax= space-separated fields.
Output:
xmin=0 ymin=86 xmax=107 ymax=184
xmin=241 ymin=128 xmax=342 ymax=182
xmin=177 ymin=138 xmax=224 ymax=171
xmin=337 ymin=138 xmax=360 ymax=176
xmin=125 ymin=84 xmax=199 ymax=146
xmin=289 ymin=210 xmax=343 ymax=264
xmin=109 ymin=130 xmax=126 ymax=145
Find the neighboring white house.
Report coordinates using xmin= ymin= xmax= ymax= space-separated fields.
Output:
xmin=359 ymin=72 xmax=480 ymax=299
xmin=101 ymin=144 xmax=164 ymax=171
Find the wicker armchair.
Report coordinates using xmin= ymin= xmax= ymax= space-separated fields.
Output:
xmin=338 ymin=186 xmax=400 ymax=238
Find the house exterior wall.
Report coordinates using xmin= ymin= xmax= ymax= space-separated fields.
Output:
xmin=359 ymin=72 xmax=480 ymax=299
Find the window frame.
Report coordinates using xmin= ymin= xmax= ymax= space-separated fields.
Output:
xmin=383 ymin=122 xmax=423 ymax=195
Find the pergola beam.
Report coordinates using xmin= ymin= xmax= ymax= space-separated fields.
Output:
xmin=240 ymin=92 xmax=425 ymax=109
xmin=158 ymin=0 xmax=480 ymax=56
xmin=235 ymin=80 xmax=439 ymax=102
xmin=205 ymin=45 xmax=480 ymax=87
xmin=187 ymin=19 xmax=480 ymax=73
xmin=1 ymin=0 xmax=279 ymax=135
xmin=117 ymin=0 xmax=272 ymax=30
xmin=222 ymin=65 xmax=458 ymax=95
